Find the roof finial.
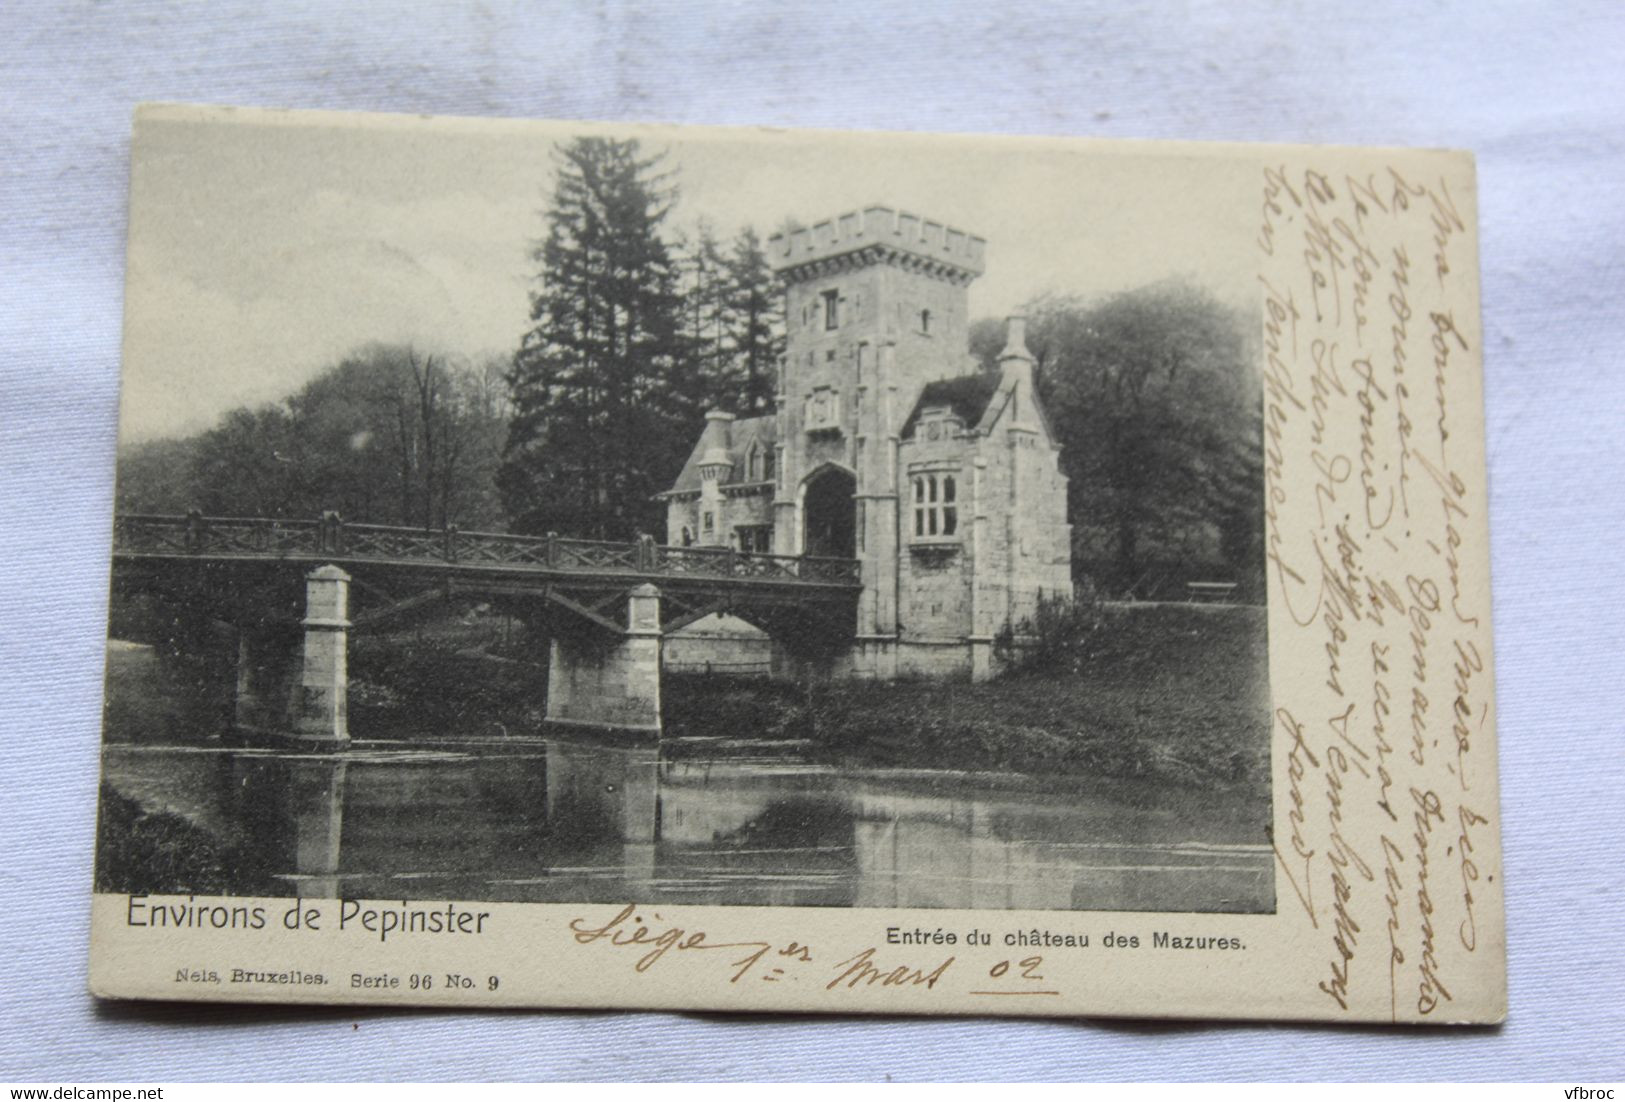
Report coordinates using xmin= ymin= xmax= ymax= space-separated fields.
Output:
xmin=998 ymin=315 xmax=1032 ymax=363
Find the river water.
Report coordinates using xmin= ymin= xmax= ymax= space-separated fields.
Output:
xmin=99 ymin=643 xmax=1273 ymax=913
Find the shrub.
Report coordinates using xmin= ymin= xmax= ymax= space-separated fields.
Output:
xmin=95 ymin=783 xmax=238 ymax=895
xmin=994 ymin=581 xmax=1105 ymax=676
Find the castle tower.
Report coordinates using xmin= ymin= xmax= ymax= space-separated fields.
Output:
xmin=767 ymin=207 xmax=987 ymax=666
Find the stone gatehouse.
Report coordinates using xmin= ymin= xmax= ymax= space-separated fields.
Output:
xmin=661 ymin=206 xmax=1072 ymax=679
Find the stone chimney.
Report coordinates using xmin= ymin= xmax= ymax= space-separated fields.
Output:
xmin=997 ymin=316 xmax=1035 ymax=423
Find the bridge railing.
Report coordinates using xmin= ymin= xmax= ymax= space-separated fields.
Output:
xmin=113 ymin=513 xmax=329 ymax=556
xmin=113 ymin=513 xmax=861 ymax=586
xmin=653 ymin=544 xmax=860 ymax=584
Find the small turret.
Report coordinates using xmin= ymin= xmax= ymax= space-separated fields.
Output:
xmin=696 ymin=410 xmax=735 ymax=482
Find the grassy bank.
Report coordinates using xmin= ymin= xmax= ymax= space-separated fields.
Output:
xmin=664 ymin=603 xmax=1270 ymax=810
xmin=94 ymin=783 xmax=242 ymax=895
xmin=343 ymin=603 xmax=1270 ymax=821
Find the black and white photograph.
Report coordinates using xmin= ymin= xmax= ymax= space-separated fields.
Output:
xmin=97 ymin=109 xmax=1274 ymax=918
xmin=17 ymin=0 xmax=1623 ymax=1082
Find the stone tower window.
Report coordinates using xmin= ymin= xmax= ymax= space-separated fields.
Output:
xmin=822 ymin=288 xmax=840 ymax=330
xmin=912 ymin=473 xmax=959 ymax=539
xmin=920 ymin=308 xmax=932 ymax=334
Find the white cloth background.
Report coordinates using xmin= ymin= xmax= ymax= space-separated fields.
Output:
xmin=2 ymin=0 xmax=1621 ymax=1082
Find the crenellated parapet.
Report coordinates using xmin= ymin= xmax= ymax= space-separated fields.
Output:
xmin=768 ymin=205 xmax=986 ymax=285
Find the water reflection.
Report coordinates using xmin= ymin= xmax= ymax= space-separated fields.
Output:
xmin=231 ymin=756 xmax=348 ymax=898
xmin=100 ymin=736 xmax=1272 ymax=913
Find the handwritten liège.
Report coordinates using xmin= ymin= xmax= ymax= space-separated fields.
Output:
xmin=567 ymin=905 xmax=956 ymax=993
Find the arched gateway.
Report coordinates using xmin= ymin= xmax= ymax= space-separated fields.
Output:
xmin=800 ymin=465 xmax=856 ymax=559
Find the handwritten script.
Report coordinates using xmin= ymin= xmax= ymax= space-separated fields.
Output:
xmin=1260 ymin=158 xmax=1501 ymax=1021
xmin=567 ymin=905 xmax=954 ymax=993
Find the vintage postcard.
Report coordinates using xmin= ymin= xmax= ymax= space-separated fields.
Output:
xmin=89 ymin=103 xmax=1505 ymax=1023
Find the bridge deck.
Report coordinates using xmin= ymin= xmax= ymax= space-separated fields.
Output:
xmin=111 ymin=513 xmax=862 ymax=592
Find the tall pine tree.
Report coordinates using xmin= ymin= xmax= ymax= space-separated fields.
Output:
xmin=675 ymin=220 xmax=732 ymax=410
xmin=674 ymin=222 xmax=783 ymax=416
xmin=499 ymin=138 xmax=699 ymax=540
xmin=721 ymin=227 xmax=783 ymax=416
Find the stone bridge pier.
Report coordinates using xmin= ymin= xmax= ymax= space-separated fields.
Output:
xmin=234 ymin=564 xmax=351 ymax=742
xmin=544 ymin=583 xmax=663 ymax=736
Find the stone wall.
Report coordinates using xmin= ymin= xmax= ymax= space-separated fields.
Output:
xmin=1000 ymin=426 xmax=1075 ymax=627
xmin=894 ymin=638 xmax=973 ymax=678
xmin=665 ymin=495 xmax=699 ymax=546
xmin=666 ymin=486 xmax=775 ymax=550
xmin=663 ymin=614 xmax=773 ymax=673
xmin=899 ymin=544 xmax=974 ymax=640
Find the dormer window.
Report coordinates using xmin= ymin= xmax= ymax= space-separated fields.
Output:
xmin=912 ymin=473 xmax=958 ymax=539
xmin=743 ymin=442 xmax=775 ymax=483
xmin=822 ymin=289 xmax=840 ymax=330
xmin=914 ymin=406 xmax=961 ymax=442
